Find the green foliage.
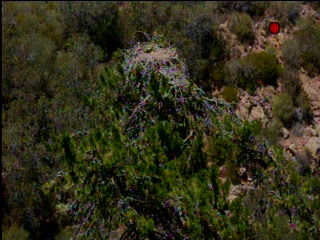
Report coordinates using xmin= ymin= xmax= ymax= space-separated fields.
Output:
xmin=226 ymin=51 xmax=282 ymax=92
xmin=242 ymin=148 xmax=320 ymax=240
xmin=3 ymin=2 xmax=319 ymax=239
xmin=230 ymin=13 xmax=255 ymax=44
xmin=2 ymin=2 xmax=103 ymax=238
xmin=272 ymin=93 xmax=296 ymax=128
xmin=54 ymin=228 xmax=73 ymax=240
xmin=217 ymin=2 xmax=269 ymax=18
xmin=261 ymin=119 xmax=282 ymax=146
xmin=117 ymin=2 xmax=229 ymax=92
xmin=245 ymin=52 xmax=282 ymax=86
xmin=280 ymin=68 xmax=313 ymax=123
xmin=280 ymin=68 xmax=302 ymax=99
xmin=49 ymin=41 xmax=276 ymax=239
xmin=281 ymin=18 xmax=320 ymax=76
xmin=221 ymin=86 xmax=239 ymax=103
xmin=268 ymin=2 xmax=301 ymax=25
xmin=2 ymin=224 xmax=30 ymax=240
xmin=296 ymin=18 xmax=320 ymax=76
xmin=296 ymin=91 xmax=313 ymax=123
xmin=60 ymin=2 xmax=121 ymax=61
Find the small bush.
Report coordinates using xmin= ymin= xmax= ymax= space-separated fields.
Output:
xmin=245 ymin=52 xmax=282 ymax=86
xmin=261 ymin=119 xmax=282 ymax=146
xmin=272 ymin=93 xmax=296 ymax=128
xmin=268 ymin=2 xmax=301 ymax=25
xmin=218 ymin=2 xmax=269 ymax=18
xmin=301 ymin=50 xmax=320 ymax=76
xmin=226 ymin=51 xmax=282 ymax=92
xmin=281 ymin=39 xmax=301 ymax=69
xmin=296 ymin=90 xmax=313 ymax=123
xmin=282 ymin=18 xmax=320 ymax=76
xmin=2 ymin=224 xmax=29 ymax=240
xmin=280 ymin=67 xmax=301 ymax=97
xmin=297 ymin=18 xmax=320 ymax=75
xmin=221 ymin=86 xmax=239 ymax=103
xmin=54 ymin=228 xmax=73 ymax=240
xmin=230 ymin=12 xmax=255 ymax=44
xmin=280 ymin=67 xmax=313 ymax=123
xmin=296 ymin=149 xmax=312 ymax=176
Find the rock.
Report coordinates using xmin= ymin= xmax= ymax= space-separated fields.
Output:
xmin=109 ymin=224 xmax=126 ymax=240
xmin=282 ymin=138 xmax=291 ymax=148
xmin=317 ymin=125 xmax=320 ymax=136
xmin=282 ymin=128 xmax=290 ymax=139
xmin=305 ymin=126 xmax=317 ymax=137
xmin=227 ymin=185 xmax=239 ymax=202
xmin=249 ymin=105 xmax=265 ymax=121
xmin=219 ymin=165 xmax=226 ymax=178
xmin=287 ymin=143 xmax=297 ymax=156
xmin=238 ymin=105 xmax=249 ymax=118
xmin=239 ymin=167 xmax=246 ymax=176
xmin=224 ymin=210 xmax=231 ymax=217
xmin=306 ymin=137 xmax=320 ymax=159
xmin=227 ymin=183 xmax=254 ymax=202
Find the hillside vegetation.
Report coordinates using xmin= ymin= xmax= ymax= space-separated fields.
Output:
xmin=2 ymin=2 xmax=320 ymax=239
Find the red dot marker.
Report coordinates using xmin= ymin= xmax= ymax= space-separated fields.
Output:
xmin=269 ymin=22 xmax=280 ymax=34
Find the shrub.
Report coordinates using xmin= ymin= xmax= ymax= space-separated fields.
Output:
xmin=281 ymin=39 xmax=302 ymax=69
xmin=51 ymin=39 xmax=276 ymax=239
xmin=60 ymin=2 xmax=121 ymax=61
xmin=296 ymin=149 xmax=312 ymax=176
xmin=116 ymin=2 xmax=228 ymax=92
xmin=245 ymin=52 xmax=282 ymax=86
xmin=296 ymin=18 xmax=320 ymax=76
xmin=226 ymin=51 xmax=282 ymax=92
xmin=230 ymin=12 xmax=255 ymax=44
xmin=268 ymin=2 xmax=301 ymax=25
xmin=272 ymin=93 xmax=296 ymax=128
xmin=296 ymin=90 xmax=313 ymax=123
xmin=301 ymin=51 xmax=320 ymax=76
xmin=218 ymin=2 xmax=269 ymax=18
xmin=280 ymin=68 xmax=313 ymax=123
xmin=2 ymin=2 xmax=104 ymax=238
xmin=281 ymin=18 xmax=320 ymax=76
xmin=261 ymin=119 xmax=282 ymax=146
xmin=2 ymin=224 xmax=30 ymax=240
xmin=280 ymin=67 xmax=302 ymax=97
xmin=221 ymin=86 xmax=239 ymax=103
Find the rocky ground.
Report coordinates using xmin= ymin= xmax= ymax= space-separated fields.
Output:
xmin=217 ymin=4 xmax=320 ymax=201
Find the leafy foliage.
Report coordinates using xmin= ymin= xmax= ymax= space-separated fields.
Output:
xmin=268 ymin=2 xmax=301 ymax=25
xmin=2 ymin=2 xmax=319 ymax=240
xmin=217 ymin=2 xmax=269 ymax=18
xmin=280 ymin=68 xmax=313 ymax=123
xmin=2 ymin=224 xmax=30 ymax=240
xmin=272 ymin=93 xmax=296 ymax=128
xmin=230 ymin=13 xmax=255 ymax=44
xmin=2 ymin=2 xmax=104 ymax=238
xmin=281 ymin=18 xmax=320 ymax=76
xmin=48 ymin=38 xmax=278 ymax=239
xmin=226 ymin=51 xmax=282 ymax=92
xmin=296 ymin=18 xmax=320 ymax=76
xmin=221 ymin=86 xmax=239 ymax=103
